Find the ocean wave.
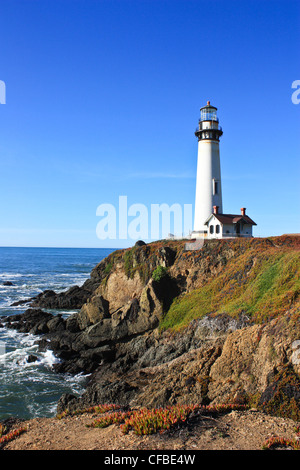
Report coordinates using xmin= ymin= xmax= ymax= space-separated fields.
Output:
xmin=0 ymin=344 xmax=36 ymax=366
xmin=0 ymin=285 xmax=19 ymax=290
xmin=0 ymin=273 xmax=23 ymax=279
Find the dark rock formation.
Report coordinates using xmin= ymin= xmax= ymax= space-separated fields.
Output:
xmin=27 ymin=355 xmax=38 ymax=363
xmin=30 ymin=285 xmax=93 ymax=310
xmin=1 ymin=309 xmax=53 ymax=334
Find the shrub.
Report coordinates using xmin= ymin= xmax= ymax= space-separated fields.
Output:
xmin=152 ymin=266 xmax=168 ymax=282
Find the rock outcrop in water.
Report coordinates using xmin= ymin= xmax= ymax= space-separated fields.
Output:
xmin=1 ymin=236 xmax=300 ymax=421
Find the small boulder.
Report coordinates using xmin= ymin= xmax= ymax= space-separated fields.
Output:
xmin=135 ymin=240 xmax=146 ymax=247
xmin=27 ymin=355 xmax=38 ymax=363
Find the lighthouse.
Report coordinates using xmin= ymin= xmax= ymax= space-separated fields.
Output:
xmin=189 ymin=101 xmax=257 ymax=241
xmin=193 ymin=101 xmax=223 ymax=236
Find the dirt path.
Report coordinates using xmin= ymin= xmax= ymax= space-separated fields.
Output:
xmin=2 ymin=409 xmax=299 ymax=451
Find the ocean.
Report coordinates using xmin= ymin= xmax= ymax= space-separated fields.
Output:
xmin=0 ymin=246 xmax=115 ymax=421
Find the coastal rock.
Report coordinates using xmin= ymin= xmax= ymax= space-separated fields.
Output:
xmin=65 ymin=315 xmax=81 ymax=333
xmin=1 ymin=236 xmax=299 ymax=421
xmin=207 ymin=313 xmax=300 ymax=406
xmin=56 ymin=393 xmax=78 ymax=415
xmin=2 ymin=309 xmax=53 ymax=334
xmin=27 ymin=354 xmax=38 ymax=363
xmin=47 ymin=315 xmax=65 ymax=333
xmin=77 ymin=295 xmax=110 ymax=330
xmin=30 ymin=285 xmax=92 ymax=310
xmin=96 ymin=269 xmax=144 ymax=314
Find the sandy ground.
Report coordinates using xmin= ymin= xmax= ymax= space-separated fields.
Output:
xmin=2 ymin=409 xmax=299 ymax=451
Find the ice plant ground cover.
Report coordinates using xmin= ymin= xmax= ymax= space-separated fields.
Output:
xmin=56 ymin=403 xmax=122 ymax=419
xmin=0 ymin=424 xmax=27 ymax=445
xmin=89 ymin=410 xmax=133 ymax=429
xmin=119 ymin=405 xmax=199 ymax=435
xmin=261 ymin=425 xmax=300 ymax=450
xmin=85 ymin=403 xmax=249 ymax=435
xmin=85 ymin=404 xmax=300 ymax=448
xmin=262 ymin=436 xmax=300 ymax=450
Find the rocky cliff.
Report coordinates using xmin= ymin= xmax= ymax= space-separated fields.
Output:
xmin=2 ymin=235 xmax=300 ymax=421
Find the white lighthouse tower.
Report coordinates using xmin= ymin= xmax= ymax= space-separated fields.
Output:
xmin=193 ymin=101 xmax=223 ymax=236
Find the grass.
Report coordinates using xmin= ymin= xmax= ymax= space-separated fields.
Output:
xmin=160 ymin=245 xmax=300 ymax=331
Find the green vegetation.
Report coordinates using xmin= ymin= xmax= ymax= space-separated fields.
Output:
xmin=152 ymin=265 xmax=168 ymax=282
xmin=124 ymin=247 xmax=135 ymax=278
xmin=123 ymin=247 xmax=151 ymax=282
xmin=103 ymin=261 xmax=114 ymax=276
xmin=160 ymin=243 xmax=300 ymax=331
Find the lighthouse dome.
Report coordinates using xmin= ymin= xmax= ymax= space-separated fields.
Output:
xmin=200 ymin=101 xmax=218 ymax=122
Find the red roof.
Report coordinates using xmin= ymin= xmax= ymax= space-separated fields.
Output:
xmin=205 ymin=213 xmax=257 ymax=226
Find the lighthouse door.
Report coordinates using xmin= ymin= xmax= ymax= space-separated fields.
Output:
xmin=235 ymin=222 xmax=241 ymax=236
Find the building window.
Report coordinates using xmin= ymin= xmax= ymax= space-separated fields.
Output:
xmin=210 ymin=225 xmax=214 ymax=234
xmin=216 ymin=224 xmax=220 ymax=234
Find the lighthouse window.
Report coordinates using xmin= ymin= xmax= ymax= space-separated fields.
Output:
xmin=213 ymin=180 xmax=219 ymax=195
xmin=216 ymin=225 xmax=220 ymax=234
xmin=210 ymin=225 xmax=214 ymax=234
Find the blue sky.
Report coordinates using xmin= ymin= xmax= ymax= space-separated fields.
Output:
xmin=0 ymin=0 xmax=299 ymax=248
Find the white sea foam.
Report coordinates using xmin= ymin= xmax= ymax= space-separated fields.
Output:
xmin=0 ymin=285 xmax=19 ymax=290
xmin=39 ymin=349 xmax=61 ymax=367
xmin=0 ymin=247 xmax=108 ymax=419
xmin=0 ymin=273 xmax=23 ymax=278
xmin=0 ymin=346 xmax=35 ymax=366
